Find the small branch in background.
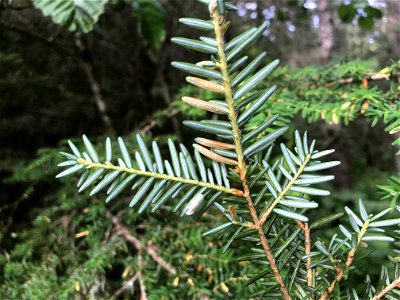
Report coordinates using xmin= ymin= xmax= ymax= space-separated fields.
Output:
xmin=370 ymin=278 xmax=400 ymax=300
xmin=137 ymin=254 xmax=148 ymax=300
xmin=0 ymin=17 xmax=115 ymax=134
xmin=0 ymin=192 xmax=30 ymax=233
xmin=158 ymin=73 xmax=181 ymax=136
xmin=0 ymin=20 xmax=77 ymax=57
xmin=105 ymin=210 xmax=177 ymax=275
xmin=75 ymin=34 xmax=114 ymax=134
xmin=109 ymin=273 xmax=139 ymax=299
xmin=106 ymin=209 xmax=175 ymax=298
xmin=324 ymin=72 xmax=397 ymax=88
xmin=105 ymin=209 xmax=213 ymax=299
xmin=144 ymin=241 xmax=177 ymax=275
xmin=138 ymin=108 xmax=179 ymax=135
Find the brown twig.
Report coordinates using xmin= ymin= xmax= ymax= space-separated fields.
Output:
xmin=319 ymin=248 xmax=355 ymax=300
xmin=145 ymin=242 xmax=177 ymax=275
xmin=303 ymin=223 xmax=312 ymax=287
xmin=105 ymin=209 xmax=213 ymax=299
xmin=370 ymin=278 xmax=400 ymax=300
xmin=242 ymin=177 xmax=291 ymax=299
xmin=105 ymin=210 xmax=177 ymax=275
xmin=109 ymin=255 xmax=149 ymax=299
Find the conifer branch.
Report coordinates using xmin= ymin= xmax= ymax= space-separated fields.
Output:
xmin=53 ymin=1 xmax=399 ymax=298
xmin=211 ymin=7 xmax=291 ymax=300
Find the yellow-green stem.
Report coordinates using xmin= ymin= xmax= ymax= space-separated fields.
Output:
xmin=77 ymin=158 xmax=244 ymax=197
xmin=212 ymin=12 xmax=245 ymax=172
xmin=259 ymin=155 xmax=311 ymax=225
xmin=358 ymin=219 xmax=370 ymax=244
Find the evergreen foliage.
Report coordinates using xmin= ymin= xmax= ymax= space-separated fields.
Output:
xmin=166 ymin=59 xmax=400 ymax=207
xmin=53 ymin=1 xmax=400 ymax=298
xmin=1 ymin=143 xmax=261 ymax=299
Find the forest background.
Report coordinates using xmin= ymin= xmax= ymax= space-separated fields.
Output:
xmin=0 ymin=0 xmax=399 ymax=298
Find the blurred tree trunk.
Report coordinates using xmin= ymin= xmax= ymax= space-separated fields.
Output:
xmin=317 ymin=0 xmax=334 ymax=64
xmin=317 ymin=0 xmax=350 ymax=189
xmin=385 ymin=0 xmax=400 ymax=63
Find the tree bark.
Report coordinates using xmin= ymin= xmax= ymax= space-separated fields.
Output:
xmin=317 ymin=0 xmax=335 ymax=64
xmin=385 ymin=0 xmax=400 ymax=59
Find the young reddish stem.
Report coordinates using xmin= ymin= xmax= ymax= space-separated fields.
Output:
xmin=212 ymin=8 xmax=291 ymax=300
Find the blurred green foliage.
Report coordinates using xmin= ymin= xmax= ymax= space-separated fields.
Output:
xmin=338 ymin=2 xmax=383 ymax=31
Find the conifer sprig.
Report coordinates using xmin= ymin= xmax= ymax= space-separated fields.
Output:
xmin=56 ymin=1 xmax=400 ymax=298
xmin=57 ymin=134 xmax=243 ymax=215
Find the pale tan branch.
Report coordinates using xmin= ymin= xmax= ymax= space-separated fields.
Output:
xmin=137 ymin=254 xmax=148 ymax=300
xmin=370 ymin=278 xmax=400 ymax=300
xmin=303 ymin=223 xmax=312 ymax=287
xmin=105 ymin=210 xmax=177 ymax=275
xmin=79 ymin=158 xmax=245 ymax=197
xmin=109 ymin=273 xmax=139 ymax=299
